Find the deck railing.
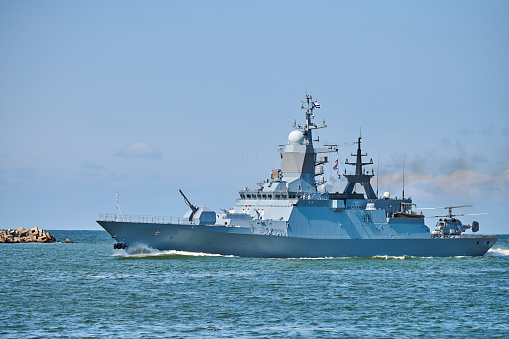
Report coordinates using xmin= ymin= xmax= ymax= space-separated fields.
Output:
xmin=97 ymin=213 xmax=192 ymax=225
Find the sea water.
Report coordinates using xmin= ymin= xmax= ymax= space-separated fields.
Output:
xmin=1 ymin=231 xmax=508 ymax=338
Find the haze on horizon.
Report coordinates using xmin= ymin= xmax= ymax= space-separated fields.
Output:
xmin=1 ymin=1 xmax=508 ymax=234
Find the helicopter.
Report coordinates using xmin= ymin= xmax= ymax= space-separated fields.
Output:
xmin=419 ymin=205 xmax=487 ymax=238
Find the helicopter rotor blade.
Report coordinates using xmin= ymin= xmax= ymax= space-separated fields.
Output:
xmin=444 ymin=205 xmax=473 ymax=209
xmin=423 ymin=212 xmax=486 ymax=218
xmin=420 ymin=205 xmax=473 ymax=210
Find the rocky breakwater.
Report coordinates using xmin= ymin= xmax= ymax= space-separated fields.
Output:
xmin=0 ymin=227 xmax=56 ymax=243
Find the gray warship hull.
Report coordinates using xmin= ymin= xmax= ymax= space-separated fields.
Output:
xmin=98 ymin=221 xmax=497 ymax=258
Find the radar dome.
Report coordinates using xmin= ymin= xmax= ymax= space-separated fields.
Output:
xmin=288 ymin=130 xmax=304 ymax=144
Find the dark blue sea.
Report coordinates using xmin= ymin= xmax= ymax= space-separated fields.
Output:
xmin=1 ymin=231 xmax=508 ymax=338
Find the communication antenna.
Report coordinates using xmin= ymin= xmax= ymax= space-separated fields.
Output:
xmin=376 ymin=151 xmax=380 ymax=198
xmin=255 ymin=152 xmax=257 ymax=184
xmin=115 ymin=192 xmax=123 ymax=222
xmin=402 ymin=152 xmax=405 ymax=200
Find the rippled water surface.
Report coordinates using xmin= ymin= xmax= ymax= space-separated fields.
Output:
xmin=1 ymin=231 xmax=508 ymax=338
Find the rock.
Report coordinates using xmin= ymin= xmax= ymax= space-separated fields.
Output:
xmin=64 ymin=239 xmax=73 ymax=243
xmin=43 ymin=231 xmax=56 ymax=243
xmin=0 ymin=227 xmax=57 ymax=243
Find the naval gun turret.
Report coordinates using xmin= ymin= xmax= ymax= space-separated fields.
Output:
xmin=180 ymin=189 xmax=216 ymax=225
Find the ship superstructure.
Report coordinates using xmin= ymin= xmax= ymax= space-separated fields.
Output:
xmin=97 ymin=95 xmax=498 ymax=257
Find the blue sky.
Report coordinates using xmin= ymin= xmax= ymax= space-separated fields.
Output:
xmin=1 ymin=1 xmax=508 ymax=233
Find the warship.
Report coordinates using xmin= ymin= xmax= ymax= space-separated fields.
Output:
xmin=97 ymin=95 xmax=498 ymax=257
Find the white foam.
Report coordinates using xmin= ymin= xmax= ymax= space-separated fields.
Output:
xmin=112 ymin=244 xmax=235 ymax=258
xmin=288 ymin=257 xmax=340 ymax=260
xmin=160 ymin=250 xmax=233 ymax=257
xmin=372 ymin=255 xmax=408 ymax=260
xmin=486 ymin=247 xmax=509 ymax=256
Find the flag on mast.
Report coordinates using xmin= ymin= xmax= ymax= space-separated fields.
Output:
xmin=333 ymin=157 xmax=338 ymax=170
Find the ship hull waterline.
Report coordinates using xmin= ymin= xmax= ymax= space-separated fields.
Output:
xmin=98 ymin=221 xmax=498 ymax=258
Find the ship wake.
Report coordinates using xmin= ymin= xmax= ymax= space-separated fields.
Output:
xmin=113 ymin=243 xmax=233 ymax=258
xmin=486 ymin=247 xmax=509 ymax=256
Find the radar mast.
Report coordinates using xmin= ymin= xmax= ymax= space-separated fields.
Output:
xmin=293 ymin=94 xmax=326 ymax=144
xmin=343 ymin=137 xmax=377 ymax=199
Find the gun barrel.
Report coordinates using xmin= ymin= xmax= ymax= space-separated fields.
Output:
xmin=179 ymin=189 xmax=198 ymax=212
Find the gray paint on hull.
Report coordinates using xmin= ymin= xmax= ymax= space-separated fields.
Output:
xmin=98 ymin=221 xmax=497 ymax=258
